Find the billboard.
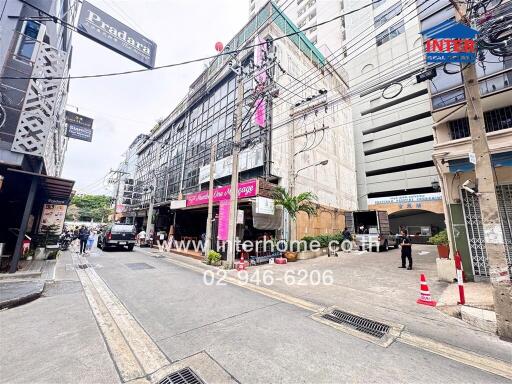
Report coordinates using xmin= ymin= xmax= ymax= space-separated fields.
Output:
xmin=65 ymin=111 xmax=94 ymax=142
xmin=77 ymin=1 xmax=157 ymax=68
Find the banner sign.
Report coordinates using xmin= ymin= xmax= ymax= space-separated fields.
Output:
xmin=65 ymin=111 xmax=94 ymax=142
xmin=367 ymin=193 xmax=442 ymax=206
xmin=421 ymin=20 xmax=479 ymax=64
xmin=39 ymin=203 xmax=67 ymax=233
xmin=218 ymin=201 xmax=230 ymax=241
xmin=198 ymin=143 xmax=264 ymax=184
xmin=77 ymin=1 xmax=157 ymax=68
xmin=255 ymin=196 xmax=275 ymax=215
xmin=186 ymin=179 xmax=257 ymax=207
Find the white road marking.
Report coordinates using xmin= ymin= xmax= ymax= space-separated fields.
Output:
xmin=72 ymin=254 xmax=170 ymax=383
xmin=418 ymin=251 xmax=430 ymax=255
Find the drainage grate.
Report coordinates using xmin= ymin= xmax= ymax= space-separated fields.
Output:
xmin=158 ymin=367 xmax=205 ymax=384
xmin=125 ymin=262 xmax=155 ymax=270
xmin=77 ymin=264 xmax=89 ymax=269
xmin=322 ymin=309 xmax=390 ymax=339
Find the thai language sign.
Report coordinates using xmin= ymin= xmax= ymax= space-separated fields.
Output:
xmin=65 ymin=111 xmax=94 ymax=142
xmin=186 ymin=179 xmax=257 ymax=207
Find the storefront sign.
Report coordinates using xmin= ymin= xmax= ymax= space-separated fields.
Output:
xmin=367 ymin=193 xmax=442 ymax=206
xmin=198 ymin=143 xmax=263 ymax=184
xmin=65 ymin=111 xmax=94 ymax=142
xmin=421 ymin=20 xmax=479 ymax=64
xmin=255 ymin=196 xmax=274 ymax=215
xmin=39 ymin=203 xmax=67 ymax=233
xmin=170 ymin=200 xmax=187 ymax=209
xmin=77 ymin=1 xmax=157 ymax=68
xmin=218 ymin=201 xmax=230 ymax=241
xmin=186 ymin=179 xmax=258 ymax=207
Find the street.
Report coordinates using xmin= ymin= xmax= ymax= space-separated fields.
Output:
xmin=1 ymin=246 xmax=510 ymax=384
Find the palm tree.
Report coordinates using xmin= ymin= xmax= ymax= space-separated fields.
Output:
xmin=273 ymin=187 xmax=318 ymax=246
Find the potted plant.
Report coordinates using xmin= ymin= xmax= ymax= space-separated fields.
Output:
xmin=428 ymin=230 xmax=450 ymax=258
xmin=273 ymin=187 xmax=317 ymax=262
xmin=207 ymin=250 xmax=222 ymax=266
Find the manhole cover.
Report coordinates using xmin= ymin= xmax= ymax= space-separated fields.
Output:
xmin=322 ymin=309 xmax=390 ymax=339
xmin=158 ymin=367 xmax=205 ymax=384
xmin=125 ymin=262 xmax=155 ymax=270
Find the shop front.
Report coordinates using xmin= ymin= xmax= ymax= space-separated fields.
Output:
xmin=169 ymin=178 xmax=282 ymax=261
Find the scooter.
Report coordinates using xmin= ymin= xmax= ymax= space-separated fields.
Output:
xmin=58 ymin=232 xmax=72 ymax=251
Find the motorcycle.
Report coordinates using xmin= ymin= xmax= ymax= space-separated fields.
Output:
xmin=58 ymin=232 xmax=72 ymax=251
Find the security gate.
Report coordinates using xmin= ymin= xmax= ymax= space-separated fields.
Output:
xmin=461 ymin=189 xmax=489 ymax=278
xmin=461 ymin=185 xmax=512 ymax=279
xmin=496 ymin=185 xmax=512 ymax=277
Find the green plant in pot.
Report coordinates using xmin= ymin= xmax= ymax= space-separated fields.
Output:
xmin=428 ymin=230 xmax=450 ymax=258
xmin=273 ymin=186 xmax=317 ymax=262
xmin=207 ymin=250 xmax=222 ymax=266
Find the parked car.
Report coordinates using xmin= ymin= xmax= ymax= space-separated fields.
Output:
xmin=345 ymin=210 xmax=398 ymax=252
xmin=97 ymin=224 xmax=136 ymax=251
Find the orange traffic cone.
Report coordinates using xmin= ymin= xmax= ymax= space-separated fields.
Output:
xmin=416 ymin=273 xmax=437 ymax=307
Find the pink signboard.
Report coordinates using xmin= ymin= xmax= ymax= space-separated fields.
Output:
xmin=186 ymin=179 xmax=258 ymax=207
xmin=217 ymin=200 xmax=230 ymax=241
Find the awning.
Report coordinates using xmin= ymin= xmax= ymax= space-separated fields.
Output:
xmin=448 ymin=152 xmax=512 ymax=173
xmin=7 ymin=168 xmax=75 ymax=203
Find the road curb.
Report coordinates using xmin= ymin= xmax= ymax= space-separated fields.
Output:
xmin=0 ymin=280 xmax=45 ymax=310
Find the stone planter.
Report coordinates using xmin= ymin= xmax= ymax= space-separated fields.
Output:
xmin=297 ymin=247 xmax=329 ymax=260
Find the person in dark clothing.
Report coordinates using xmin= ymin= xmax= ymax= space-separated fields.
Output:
xmin=78 ymin=225 xmax=89 ymax=254
xmin=342 ymin=227 xmax=352 ymax=241
xmin=399 ymin=229 xmax=412 ymax=270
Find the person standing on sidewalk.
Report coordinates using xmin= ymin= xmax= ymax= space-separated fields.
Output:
xmin=399 ymin=229 xmax=412 ymax=270
xmin=78 ymin=225 xmax=88 ymax=255
xmin=86 ymin=230 xmax=95 ymax=253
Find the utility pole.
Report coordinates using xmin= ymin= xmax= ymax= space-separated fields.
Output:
xmin=450 ymin=0 xmax=512 ymax=339
xmin=204 ymin=142 xmax=217 ymax=260
xmin=110 ymin=169 xmax=129 ymax=222
xmin=146 ymin=143 xmax=162 ymax=236
xmin=287 ymin=107 xmax=296 ymax=243
xmin=226 ymin=70 xmax=245 ymax=269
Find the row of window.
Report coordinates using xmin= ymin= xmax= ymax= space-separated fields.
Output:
xmin=376 ymin=20 xmax=404 ymax=46
xmin=374 ymin=1 xmax=402 ymax=28
xmin=449 ymin=106 xmax=512 ymax=140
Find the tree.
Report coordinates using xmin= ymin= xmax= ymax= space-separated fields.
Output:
xmin=65 ymin=204 xmax=79 ymax=221
xmin=273 ymin=186 xmax=318 ymax=219
xmin=273 ymin=187 xmax=317 ymax=246
xmin=69 ymin=194 xmax=113 ymax=222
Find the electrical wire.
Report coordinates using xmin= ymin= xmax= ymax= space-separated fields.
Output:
xmin=2 ymin=0 xmax=375 ymax=81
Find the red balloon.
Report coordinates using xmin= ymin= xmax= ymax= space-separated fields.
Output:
xmin=215 ymin=41 xmax=224 ymax=52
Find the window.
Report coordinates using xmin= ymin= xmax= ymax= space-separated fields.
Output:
xmin=15 ymin=20 xmax=44 ymax=61
xmin=374 ymin=2 xmax=402 ymax=28
xmin=373 ymin=0 xmax=386 ymax=9
xmin=375 ymin=20 xmax=404 ymax=46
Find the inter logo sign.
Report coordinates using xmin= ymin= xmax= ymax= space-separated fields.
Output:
xmin=421 ymin=20 xmax=479 ymax=64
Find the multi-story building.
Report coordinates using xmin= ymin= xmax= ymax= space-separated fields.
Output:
xmin=249 ymin=0 xmax=348 ymax=58
xmin=343 ymin=0 xmax=445 ymax=241
xmin=0 ymin=0 xmax=78 ymax=271
xmin=113 ymin=133 xmax=148 ymax=223
xmin=128 ymin=1 xmax=356 ymax=249
xmin=421 ymin=0 xmax=512 ymax=281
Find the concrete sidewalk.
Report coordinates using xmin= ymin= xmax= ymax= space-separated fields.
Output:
xmin=0 ymin=280 xmax=45 ymax=309
xmin=151 ymin=244 xmax=512 ymax=364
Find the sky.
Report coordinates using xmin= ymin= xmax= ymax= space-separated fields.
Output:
xmin=61 ymin=0 xmax=248 ymax=195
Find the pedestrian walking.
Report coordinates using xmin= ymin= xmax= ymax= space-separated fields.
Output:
xmin=86 ymin=230 xmax=95 ymax=252
xmin=398 ymin=229 xmax=412 ymax=270
xmin=78 ymin=225 xmax=88 ymax=254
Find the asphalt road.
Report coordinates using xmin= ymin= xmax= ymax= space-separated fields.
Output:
xmin=1 ymin=246 xmax=510 ymax=384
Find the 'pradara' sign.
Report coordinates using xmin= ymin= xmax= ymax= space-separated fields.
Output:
xmin=77 ymin=1 xmax=157 ymax=68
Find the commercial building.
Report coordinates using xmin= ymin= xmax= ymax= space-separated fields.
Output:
xmin=422 ymin=1 xmax=512 ymax=281
xmin=343 ymin=0 xmax=444 ymax=241
xmin=248 ymin=0 xmax=348 ymax=58
xmin=0 ymin=0 xmax=78 ymax=272
xmin=126 ymin=1 xmax=356 ymax=255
